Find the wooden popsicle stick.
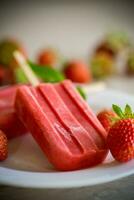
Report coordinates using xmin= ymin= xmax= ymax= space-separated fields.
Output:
xmin=13 ymin=51 xmax=40 ymax=86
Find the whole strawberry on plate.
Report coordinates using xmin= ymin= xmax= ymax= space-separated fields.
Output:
xmin=107 ymin=104 xmax=134 ymax=163
xmin=97 ymin=109 xmax=116 ymax=132
xmin=0 ymin=130 xmax=8 ymax=161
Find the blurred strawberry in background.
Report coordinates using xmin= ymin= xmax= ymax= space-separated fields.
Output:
xmin=0 ymin=39 xmax=27 ymax=85
xmin=37 ymin=48 xmax=59 ymax=67
xmin=63 ymin=60 xmax=92 ymax=83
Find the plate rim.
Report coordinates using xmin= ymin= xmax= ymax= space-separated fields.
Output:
xmin=0 ymin=162 xmax=134 ymax=188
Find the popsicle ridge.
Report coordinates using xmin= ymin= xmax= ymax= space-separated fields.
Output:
xmin=61 ymin=80 xmax=107 ymax=140
xmin=38 ymin=84 xmax=99 ymax=153
xmin=53 ymin=83 xmax=106 ymax=150
xmin=32 ymin=86 xmax=84 ymax=154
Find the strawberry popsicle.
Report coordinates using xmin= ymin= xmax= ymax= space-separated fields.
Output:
xmin=0 ymin=85 xmax=27 ymax=139
xmin=15 ymin=80 xmax=108 ymax=171
xmin=0 ymin=85 xmax=17 ymax=112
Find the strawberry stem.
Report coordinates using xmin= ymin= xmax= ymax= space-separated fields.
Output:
xmin=112 ymin=104 xmax=134 ymax=119
xmin=124 ymin=104 xmax=133 ymax=117
xmin=112 ymin=104 xmax=124 ymax=119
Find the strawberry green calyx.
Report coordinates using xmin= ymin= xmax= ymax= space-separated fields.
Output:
xmin=112 ymin=104 xmax=134 ymax=120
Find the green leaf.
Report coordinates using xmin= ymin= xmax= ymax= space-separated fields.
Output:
xmin=112 ymin=104 xmax=134 ymax=120
xmin=124 ymin=104 xmax=133 ymax=118
xmin=76 ymin=86 xmax=86 ymax=100
xmin=29 ymin=61 xmax=65 ymax=83
xmin=112 ymin=104 xmax=125 ymax=119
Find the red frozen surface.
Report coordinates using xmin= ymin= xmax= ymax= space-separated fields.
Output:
xmin=15 ymin=80 xmax=108 ymax=171
xmin=0 ymin=85 xmax=27 ymax=139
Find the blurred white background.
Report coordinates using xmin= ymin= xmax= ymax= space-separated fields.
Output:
xmin=0 ymin=0 xmax=134 ymax=59
xmin=0 ymin=0 xmax=134 ymax=94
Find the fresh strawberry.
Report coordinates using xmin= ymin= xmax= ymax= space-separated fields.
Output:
xmin=97 ymin=109 xmax=116 ymax=132
xmin=107 ymin=104 xmax=134 ymax=162
xmin=64 ymin=60 xmax=92 ymax=83
xmin=37 ymin=48 xmax=58 ymax=67
xmin=0 ymin=130 xmax=8 ymax=161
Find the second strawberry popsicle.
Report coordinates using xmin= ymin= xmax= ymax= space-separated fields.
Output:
xmin=15 ymin=80 xmax=108 ymax=171
xmin=0 ymin=85 xmax=27 ymax=139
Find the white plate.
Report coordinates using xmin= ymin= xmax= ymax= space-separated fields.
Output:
xmin=0 ymin=89 xmax=134 ymax=188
